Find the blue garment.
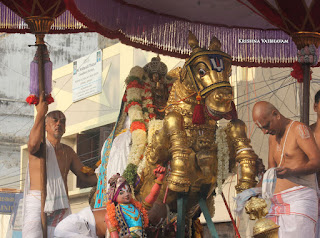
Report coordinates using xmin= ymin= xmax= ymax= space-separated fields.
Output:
xmin=94 ymin=98 xmax=125 ymax=208
xmin=119 ymin=204 xmax=143 ymax=228
xmin=94 ymin=130 xmax=115 ymax=208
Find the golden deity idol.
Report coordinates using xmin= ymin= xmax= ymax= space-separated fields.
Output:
xmin=135 ymin=32 xmax=258 ymax=229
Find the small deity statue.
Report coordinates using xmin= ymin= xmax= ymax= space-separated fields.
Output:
xmin=105 ymin=165 xmax=166 ymax=238
xmin=143 ymin=55 xmax=170 ymax=120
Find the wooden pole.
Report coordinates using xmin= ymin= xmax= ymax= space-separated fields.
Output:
xmin=24 ymin=17 xmax=54 ymax=238
xmin=301 ymin=64 xmax=311 ymax=126
xmin=37 ymin=34 xmax=47 ymax=238
xmin=291 ymin=32 xmax=320 ymax=126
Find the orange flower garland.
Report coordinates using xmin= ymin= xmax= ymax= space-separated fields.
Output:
xmin=130 ymin=121 xmax=147 ymax=132
xmin=106 ymin=200 xmax=120 ymax=232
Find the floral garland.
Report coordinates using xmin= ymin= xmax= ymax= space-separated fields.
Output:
xmin=124 ymin=66 xmax=174 ymax=176
xmin=106 ymin=198 xmax=149 ymax=233
xmin=216 ymin=126 xmax=230 ymax=193
xmin=130 ymin=120 xmax=147 ymax=132
xmin=106 ymin=200 xmax=120 ymax=232
xmin=125 ymin=67 xmax=150 ymax=168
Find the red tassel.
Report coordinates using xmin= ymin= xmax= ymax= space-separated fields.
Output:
xmin=46 ymin=94 xmax=54 ymax=104
xmin=26 ymin=95 xmax=39 ymax=105
xmin=26 ymin=94 xmax=54 ymax=105
xmin=192 ymin=92 xmax=205 ymax=124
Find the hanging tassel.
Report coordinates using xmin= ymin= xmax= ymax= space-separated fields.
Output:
xmin=46 ymin=94 xmax=54 ymax=104
xmin=26 ymin=59 xmax=40 ymax=104
xmin=192 ymin=92 xmax=205 ymax=124
xmin=26 ymin=46 xmax=54 ymax=105
xmin=26 ymin=95 xmax=39 ymax=105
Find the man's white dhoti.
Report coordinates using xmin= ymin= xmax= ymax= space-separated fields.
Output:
xmin=22 ymin=191 xmax=70 ymax=238
xmin=22 ymin=140 xmax=71 ymax=238
xmin=267 ymin=186 xmax=318 ymax=238
xmin=54 ymin=206 xmax=97 ymax=238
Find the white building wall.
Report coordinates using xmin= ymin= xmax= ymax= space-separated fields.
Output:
xmin=0 ymin=32 xmax=115 ymax=190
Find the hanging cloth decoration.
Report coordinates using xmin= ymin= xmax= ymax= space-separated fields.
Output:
xmin=26 ymin=45 xmax=54 ymax=105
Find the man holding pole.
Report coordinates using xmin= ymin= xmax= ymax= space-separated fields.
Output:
xmin=22 ymin=93 xmax=97 ymax=238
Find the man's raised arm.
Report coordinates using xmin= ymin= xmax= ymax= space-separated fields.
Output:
xmin=28 ymin=92 xmax=48 ymax=155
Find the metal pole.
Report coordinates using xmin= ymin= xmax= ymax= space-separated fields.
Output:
xmin=36 ymin=34 xmax=47 ymax=238
xmin=301 ymin=64 xmax=311 ymax=126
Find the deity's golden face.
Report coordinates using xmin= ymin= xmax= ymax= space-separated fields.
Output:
xmin=189 ymin=54 xmax=233 ymax=114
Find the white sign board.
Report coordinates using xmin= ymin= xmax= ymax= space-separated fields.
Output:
xmin=72 ymin=50 xmax=102 ymax=102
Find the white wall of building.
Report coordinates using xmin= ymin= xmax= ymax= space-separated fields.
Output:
xmin=0 ymin=32 xmax=112 ymax=190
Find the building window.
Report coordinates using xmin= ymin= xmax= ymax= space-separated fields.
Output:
xmin=76 ymin=123 xmax=114 ymax=188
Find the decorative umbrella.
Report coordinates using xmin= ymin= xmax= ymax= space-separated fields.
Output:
xmin=0 ymin=1 xmax=89 ymax=237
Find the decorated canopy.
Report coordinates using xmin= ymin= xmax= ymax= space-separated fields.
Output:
xmin=1 ymin=0 xmax=318 ymax=67
xmin=64 ymin=0 xmax=320 ymax=67
xmin=0 ymin=0 xmax=89 ymax=33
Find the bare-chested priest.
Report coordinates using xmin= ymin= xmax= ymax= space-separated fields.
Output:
xmin=22 ymin=92 xmax=97 ymax=238
xmin=310 ymin=89 xmax=320 ymax=236
xmin=252 ymin=101 xmax=320 ymax=238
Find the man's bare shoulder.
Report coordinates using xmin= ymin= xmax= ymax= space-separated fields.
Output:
xmin=292 ymin=122 xmax=312 ymax=139
xmin=60 ymin=143 xmax=77 ymax=155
